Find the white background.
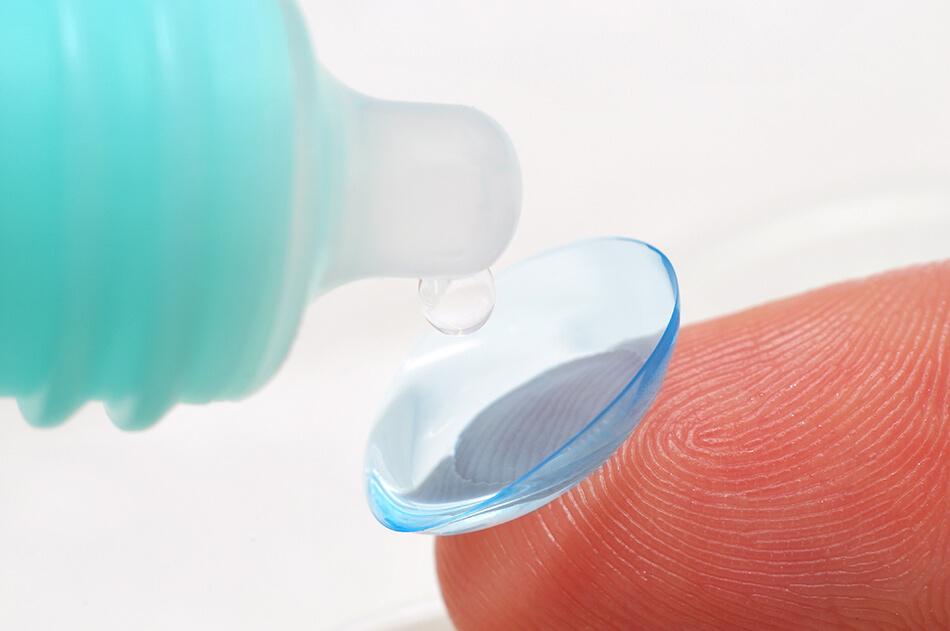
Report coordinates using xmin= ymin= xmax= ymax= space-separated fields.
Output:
xmin=1 ymin=1 xmax=948 ymax=629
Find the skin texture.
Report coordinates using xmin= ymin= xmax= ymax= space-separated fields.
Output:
xmin=437 ymin=261 xmax=950 ymax=631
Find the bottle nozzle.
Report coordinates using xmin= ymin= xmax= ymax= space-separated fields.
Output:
xmin=320 ymin=87 xmax=522 ymax=289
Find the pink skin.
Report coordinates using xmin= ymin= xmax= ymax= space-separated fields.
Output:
xmin=438 ymin=261 xmax=950 ymax=631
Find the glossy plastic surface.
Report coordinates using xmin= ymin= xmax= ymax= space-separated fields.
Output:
xmin=366 ymin=238 xmax=680 ymax=534
xmin=0 ymin=0 xmax=327 ymax=429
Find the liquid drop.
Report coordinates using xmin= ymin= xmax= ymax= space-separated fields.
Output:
xmin=419 ymin=270 xmax=496 ymax=335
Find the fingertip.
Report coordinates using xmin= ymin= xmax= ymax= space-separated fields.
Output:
xmin=438 ymin=262 xmax=950 ymax=631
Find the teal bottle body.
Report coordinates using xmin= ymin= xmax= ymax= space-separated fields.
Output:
xmin=0 ymin=0 xmax=342 ymax=428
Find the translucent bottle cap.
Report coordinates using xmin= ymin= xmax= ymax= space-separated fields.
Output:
xmin=365 ymin=238 xmax=680 ymax=535
xmin=320 ymin=93 xmax=522 ymax=291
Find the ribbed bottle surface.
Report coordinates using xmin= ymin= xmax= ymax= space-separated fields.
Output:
xmin=0 ymin=0 xmax=335 ymax=428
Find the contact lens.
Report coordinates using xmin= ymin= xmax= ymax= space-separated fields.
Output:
xmin=367 ymin=238 xmax=680 ymax=535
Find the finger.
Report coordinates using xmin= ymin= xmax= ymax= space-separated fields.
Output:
xmin=437 ymin=261 xmax=950 ymax=631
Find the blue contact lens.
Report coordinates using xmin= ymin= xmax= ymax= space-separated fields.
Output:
xmin=365 ymin=238 xmax=680 ymax=535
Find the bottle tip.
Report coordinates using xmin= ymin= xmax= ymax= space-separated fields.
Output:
xmin=324 ymin=94 xmax=521 ymax=288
